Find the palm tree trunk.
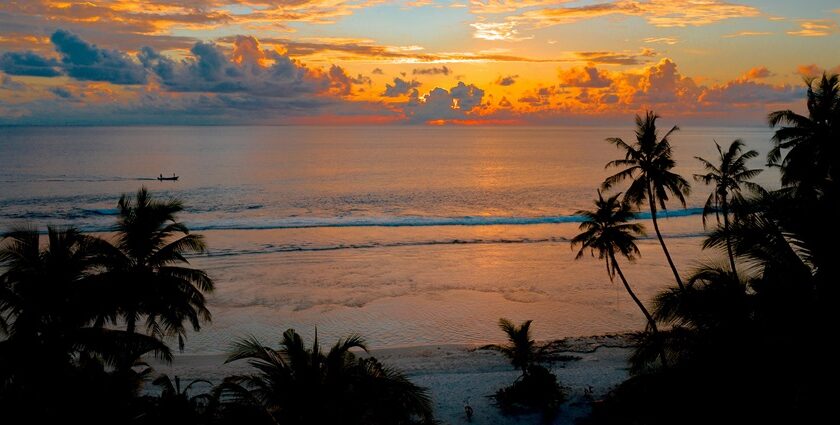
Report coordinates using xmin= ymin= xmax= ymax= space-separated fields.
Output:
xmin=647 ymin=185 xmax=684 ymax=290
xmin=721 ymin=196 xmax=738 ymax=280
xmin=609 ymin=253 xmax=658 ymax=333
xmin=610 ymin=252 xmax=668 ymax=368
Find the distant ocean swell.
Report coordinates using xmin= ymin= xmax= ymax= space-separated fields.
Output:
xmin=2 ymin=208 xmax=707 ymax=233
xmin=199 ymin=230 xmax=706 ymax=257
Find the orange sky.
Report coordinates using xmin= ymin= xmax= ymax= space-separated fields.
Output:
xmin=1 ymin=1 xmax=839 ymax=125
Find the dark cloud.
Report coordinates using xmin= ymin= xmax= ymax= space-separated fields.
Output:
xmin=372 ymin=67 xmax=384 ymax=74
xmin=0 ymin=51 xmax=62 ymax=77
xmin=412 ymin=66 xmax=452 ymax=76
xmin=383 ymin=77 xmax=421 ymax=97
xmin=518 ymin=86 xmax=559 ymax=107
xmin=495 ymin=75 xmax=518 ymax=86
xmin=140 ymin=36 xmax=330 ymax=97
xmin=450 ymin=81 xmax=484 ymax=110
xmin=404 ymin=81 xmax=485 ymax=123
xmin=49 ymin=86 xmax=78 ymax=100
xmin=51 ymin=29 xmax=147 ymax=84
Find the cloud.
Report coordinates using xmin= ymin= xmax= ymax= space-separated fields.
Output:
xmin=499 ymin=96 xmax=513 ymax=108
xmin=496 ymin=75 xmax=518 ymax=86
xmin=383 ymin=77 xmax=421 ymax=97
xmin=49 ymin=86 xmax=81 ymax=100
xmin=509 ymin=0 xmax=761 ymax=29
xmin=722 ymin=31 xmax=772 ymax=38
xmin=575 ymin=49 xmax=656 ymax=65
xmin=413 ymin=66 xmax=452 ymax=76
xmin=0 ymin=51 xmax=62 ymax=77
xmin=518 ymin=86 xmax=560 ymax=107
xmin=699 ymin=80 xmax=802 ymax=105
xmin=741 ymin=66 xmax=772 ymax=80
xmin=404 ymin=81 xmax=486 ymax=123
xmin=372 ymin=67 xmax=384 ymax=74
xmin=470 ymin=22 xmax=532 ymax=41
xmin=796 ymin=64 xmax=840 ymax=78
xmin=643 ymin=37 xmax=678 ymax=45
xmin=787 ymin=20 xmax=839 ymax=37
xmin=558 ymin=66 xmax=612 ymax=88
xmin=139 ymin=35 xmax=339 ymax=97
xmin=51 ymin=29 xmax=147 ymax=84
xmin=469 ymin=1 xmax=571 ymax=14
xmin=1 ymin=73 xmax=26 ymax=91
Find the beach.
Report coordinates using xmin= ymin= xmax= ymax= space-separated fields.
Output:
xmin=150 ymin=334 xmax=634 ymax=425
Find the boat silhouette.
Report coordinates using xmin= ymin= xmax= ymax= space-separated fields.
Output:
xmin=157 ymin=174 xmax=179 ymax=181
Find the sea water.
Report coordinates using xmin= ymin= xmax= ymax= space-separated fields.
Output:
xmin=0 ymin=125 xmax=777 ymax=353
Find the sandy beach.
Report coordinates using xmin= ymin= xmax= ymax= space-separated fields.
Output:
xmin=148 ymin=334 xmax=633 ymax=424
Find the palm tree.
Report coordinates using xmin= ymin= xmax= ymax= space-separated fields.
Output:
xmin=491 ymin=318 xmax=539 ymax=378
xmin=603 ymin=111 xmax=691 ymax=290
xmin=572 ymin=191 xmax=661 ymax=335
xmin=219 ymin=329 xmax=434 ymax=425
xmin=630 ymin=264 xmax=751 ymax=372
xmin=0 ymin=227 xmax=171 ymax=415
xmin=694 ymin=140 xmax=762 ymax=277
xmin=100 ymin=188 xmax=213 ymax=350
xmin=768 ymin=73 xmax=840 ymax=191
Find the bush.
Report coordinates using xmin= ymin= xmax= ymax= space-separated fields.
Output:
xmin=493 ymin=365 xmax=566 ymax=416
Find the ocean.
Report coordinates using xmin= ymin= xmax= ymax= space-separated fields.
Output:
xmin=0 ymin=125 xmax=777 ymax=354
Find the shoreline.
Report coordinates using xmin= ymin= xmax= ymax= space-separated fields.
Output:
xmin=148 ymin=333 xmax=635 ymax=425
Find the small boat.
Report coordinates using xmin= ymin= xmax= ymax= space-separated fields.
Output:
xmin=157 ymin=174 xmax=179 ymax=181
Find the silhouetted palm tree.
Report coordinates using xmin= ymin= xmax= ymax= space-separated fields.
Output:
xmin=768 ymin=73 xmax=840 ymax=191
xmin=572 ymin=191 xmax=665 ymax=366
xmin=603 ymin=111 xmax=691 ymax=290
xmin=490 ymin=318 xmax=539 ymax=378
xmin=630 ymin=264 xmax=751 ymax=373
xmin=694 ymin=140 xmax=762 ymax=277
xmin=0 ymin=227 xmax=171 ymax=420
xmin=218 ymin=329 xmax=434 ymax=425
xmin=100 ymin=188 xmax=213 ymax=350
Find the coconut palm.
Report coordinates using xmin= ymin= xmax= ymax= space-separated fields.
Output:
xmin=603 ymin=111 xmax=691 ymax=290
xmin=768 ymin=73 xmax=840 ymax=191
xmin=0 ymin=227 xmax=171 ymax=416
xmin=99 ymin=187 xmax=213 ymax=350
xmin=694 ymin=140 xmax=763 ymax=277
xmin=218 ymin=329 xmax=434 ymax=425
xmin=491 ymin=318 xmax=539 ymax=378
xmin=572 ymin=191 xmax=661 ymax=338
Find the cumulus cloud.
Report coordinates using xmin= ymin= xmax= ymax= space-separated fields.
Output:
xmin=383 ymin=77 xmax=421 ymax=97
xmin=51 ymin=29 xmax=147 ymax=84
xmin=139 ymin=35 xmax=336 ymax=97
xmin=558 ymin=66 xmax=612 ymax=88
xmin=372 ymin=67 xmax=384 ymax=74
xmin=412 ymin=66 xmax=452 ymax=76
xmin=404 ymin=81 xmax=485 ymax=123
xmin=0 ymin=51 xmax=61 ymax=77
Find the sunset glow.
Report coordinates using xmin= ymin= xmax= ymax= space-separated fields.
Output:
xmin=1 ymin=0 xmax=839 ymax=125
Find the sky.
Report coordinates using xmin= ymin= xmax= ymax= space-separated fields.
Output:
xmin=1 ymin=0 xmax=839 ymax=126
